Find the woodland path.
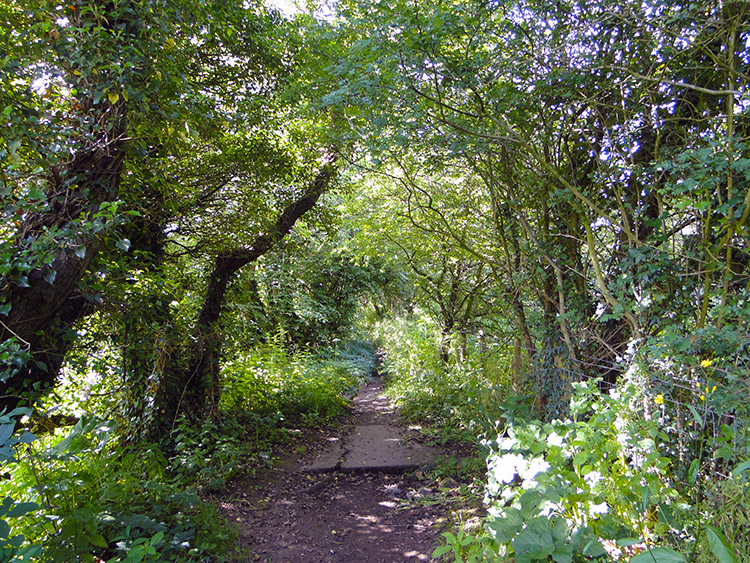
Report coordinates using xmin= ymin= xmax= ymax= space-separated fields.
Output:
xmin=218 ymin=376 xmax=458 ymax=562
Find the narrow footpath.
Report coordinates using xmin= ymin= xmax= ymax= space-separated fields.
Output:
xmin=218 ymin=376 xmax=453 ymax=562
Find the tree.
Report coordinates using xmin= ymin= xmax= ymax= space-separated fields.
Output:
xmin=0 ymin=0 xmax=204 ymax=411
xmin=329 ymin=0 xmax=750 ymax=416
xmin=0 ymin=0 xmax=345 ymax=434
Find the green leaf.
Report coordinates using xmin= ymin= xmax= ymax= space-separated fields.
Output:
xmin=551 ymin=517 xmax=569 ymax=542
xmin=89 ymin=532 xmax=108 ymax=548
xmin=731 ymin=460 xmax=750 ymax=478
xmin=0 ymin=518 xmax=9 ymax=538
xmin=75 ymin=246 xmax=86 ymax=259
xmin=583 ymin=539 xmax=606 ymax=557
xmin=486 ymin=510 xmax=523 ymax=543
xmin=42 ymin=269 xmax=56 ymax=284
xmin=115 ymin=238 xmax=131 ymax=251
xmin=688 ymin=458 xmax=700 ymax=485
xmin=706 ymin=526 xmax=738 ymax=563
xmin=573 ymin=451 xmax=587 ymax=466
xmin=551 ymin=543 xmax=573 ymax=563
xmin=716 ymin=447 xmax=734 ymax=460
xmin=629 ymin=547 xmax=687 ymax=562
xmin=687 ymin=405 xmax=705 ymax=428
xmin=0 ymin=424 xmax=14 ymax=446
xmin=432 ymin=545 xmax=452 ymax=557
xmin=511 ymin=518 xmax=554 ymax=558
xmin=617 ymin=538 xmax=642 ymax=547
xmin=7 ymin=502 xmax=39 ymax=518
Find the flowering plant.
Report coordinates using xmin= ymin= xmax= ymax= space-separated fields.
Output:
xmin=481 ymin=380 xmax=686 ymax=562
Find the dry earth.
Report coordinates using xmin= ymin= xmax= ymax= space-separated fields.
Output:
xmin=215 ymin=377 xmax=470 ymax=562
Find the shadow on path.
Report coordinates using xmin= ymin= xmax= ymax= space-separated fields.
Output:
xmin=218 ymin=377 xmax=449 ymax=562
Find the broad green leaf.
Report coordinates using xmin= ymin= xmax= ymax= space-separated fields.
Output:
xmin=583 ymin=540 xmax=606 ymax=557
xmin=512 ymin=518 xmax=554 ymax=558
xmin=551 ymin=543 xmax=573 ymax=563
xmin=0 ymin=424 xmax=14 ymax=446
xmin=7 ymin=502 xmax=39 ymax=518
xmin=573 ymin=451 xmax=587 ymax=466
xmin=88 ymin=532 xmax=108 ymax=548
xmin=630 ymin=547 xmax=687 ymax=562
xmin=706 ymin=526 xmax=738 ymax=563
xmin=432 ymin=545 xmax=452 ymax=557
xmin=0 ymin=518 xmax=9 ymax=538
xmin=731 ymin=460 xmax=750 ymax=477
xmin=716 ymin=447 xmax=734 ymax=460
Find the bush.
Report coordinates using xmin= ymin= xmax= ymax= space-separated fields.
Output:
xmin=435 ymin=379 xmax=747 ymax=562
xmin=373 ymin=315 xmax=511 ymax=443
xmin=0 ymin=416 xmax=237 ymax=562
xmin=221 ymin=339 xmax=375 ymax=426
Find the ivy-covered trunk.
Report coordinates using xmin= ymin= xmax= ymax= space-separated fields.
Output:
xmin=0 ymin=0 xmax=185 ymax=412
xmin=0 ymin=112 xmax=126 ymax=412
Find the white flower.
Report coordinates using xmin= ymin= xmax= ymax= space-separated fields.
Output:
xmin=489 ymin=453 xmax=525 ymax=484
xmin=584 ymin=470 xmax=603 ymax=487
xmin=520 ymin=456 xmax=551 ymax=480
xmin=547 ymin=432 xmax=564 ymax=447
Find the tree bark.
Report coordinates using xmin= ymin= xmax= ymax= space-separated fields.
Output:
xmin=0 ymin=108 xmax=126 ymax=412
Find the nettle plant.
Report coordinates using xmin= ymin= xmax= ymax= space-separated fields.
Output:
xmin=480 ymin=380 xmax=688 ymax=562
xmin=438 ymin=378 xmax=745 ymax=563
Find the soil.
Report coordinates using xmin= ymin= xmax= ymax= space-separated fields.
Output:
xmin=216 ymin=377 xmax=467 ymax=562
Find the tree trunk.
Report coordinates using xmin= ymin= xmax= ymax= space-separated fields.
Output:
xmin=0 ymin=108 xmax=126 ymax=412
xmin=158 ymin=160 xmax=338 ymax=430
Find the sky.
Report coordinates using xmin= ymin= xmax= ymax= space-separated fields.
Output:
xmin=268 ymin=0 xmax=301 ymax=17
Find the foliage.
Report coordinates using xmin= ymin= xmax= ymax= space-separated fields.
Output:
xmin=373 ymin=313 xmax=513 ymax=445
xmin=0 ymin=335 xmax=378 ymax=560
xmin=0 ymin=408 xmax=41 ymax=562
xmin=221 ymin=339 xmax=375 ymax=426
xmin=428 ymin=377 xmax=748 ymax=562
xmin=2 ymin=0 xmax=749 ymax=559
xmin=696 ymin=478 xmax=750 ymax=563
xmin=225 ymin=240 xmax=388 ymax=351
xmin=0 ymin=415 xmax=238 ymax=562
xmin=481 ymin=380 xmax=685 ymax=561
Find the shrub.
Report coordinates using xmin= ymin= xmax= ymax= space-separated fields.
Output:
xmin=221 ymin=339 xmax=375 ymax=426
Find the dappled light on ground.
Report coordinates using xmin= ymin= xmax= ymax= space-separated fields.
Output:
xmin=216 ymin=378 xmax=452 ymax=561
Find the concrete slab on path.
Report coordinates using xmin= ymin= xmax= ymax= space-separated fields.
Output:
xmin=302 ymin=424 xmax=441 ymax=474
xmin=302 ymin=437 xmax=346 ymax=474
xmin=341 ymin=424 xmax=441 ymax=472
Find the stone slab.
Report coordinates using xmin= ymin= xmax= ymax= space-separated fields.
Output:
xmin=301 ymin=438 xmax=345 ymax=474
xmin=340 ymin=424 xmax=440 ymax=473
xmin=302 ymin=424 xmax=440 ymax=474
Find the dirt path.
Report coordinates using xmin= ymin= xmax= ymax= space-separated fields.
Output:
xmin=218 ymin=377 xmax=455 ymax=562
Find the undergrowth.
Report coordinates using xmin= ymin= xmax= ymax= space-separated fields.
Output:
xmin=373 ymin=315 xmax=512 ymax=445
xmin=0 ymin=339 xmax=376 ymax=562
xmin=221 ymin=339 xmax=375 ymax=426
xmin=373 ymin=314 xmax=749 ymax=562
